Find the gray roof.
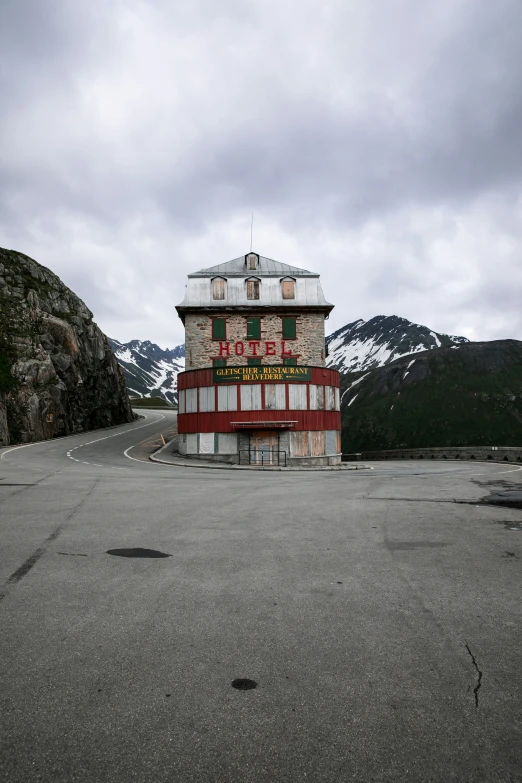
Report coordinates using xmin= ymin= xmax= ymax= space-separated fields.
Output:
xmin=189 ymin=253 xmax=318 ymax=277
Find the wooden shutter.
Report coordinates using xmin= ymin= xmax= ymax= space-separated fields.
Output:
xmin=282 ymin=317 xmax=296 ymax=338
xmin=212 ymin=319 xmax=226 ymax=339
xmin=247 ymin=318 xmax=261 ymax=338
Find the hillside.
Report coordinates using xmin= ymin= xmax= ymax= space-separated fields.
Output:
xmin=110 ymin=315 xmax=466 ymax=402
xmin=326 ymin=315 xmax=468 ymax=374
xmin=0 ymin=248 xmax=134 ymax=446
xmin=109 ymin=339 xmax=185 ymax=404
xmin=340 ymin=340 xmax=522 ymax=452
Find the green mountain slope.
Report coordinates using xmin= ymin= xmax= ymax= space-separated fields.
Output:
xmin=340 ymin=340 xmax=522 ymax=451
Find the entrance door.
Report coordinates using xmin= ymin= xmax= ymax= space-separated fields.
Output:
xmin=249 ymin=431 xmax=279 ymax=465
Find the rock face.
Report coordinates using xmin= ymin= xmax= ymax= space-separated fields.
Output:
xmin=340 ymin=339 xmax=522 ymax=451
xmin=326 ymin=315 xmax=469 ymax=374
xmin=0 ymin=248 xmax=134 ymax=446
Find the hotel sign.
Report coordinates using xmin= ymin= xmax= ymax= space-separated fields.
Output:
xmin=213 ymin=366 xmax=312 ymax=383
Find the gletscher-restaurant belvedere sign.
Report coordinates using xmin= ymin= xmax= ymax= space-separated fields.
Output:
xmin=213 ymin=366 xmax=312 ymax=383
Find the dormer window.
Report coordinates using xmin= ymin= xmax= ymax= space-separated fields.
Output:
xmin=212 ymin=277 xmax=226 ymax=300
xmin=281 ymin=277 xmax=295 ymax=299
xmin=246 ymin=252 xmax=259 ymax=271
xmin=246 ymin=277 xmax=260 ymax=300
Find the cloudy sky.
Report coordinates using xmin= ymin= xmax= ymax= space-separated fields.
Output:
xmin=1 ymin=0 xmax=522 ymax=348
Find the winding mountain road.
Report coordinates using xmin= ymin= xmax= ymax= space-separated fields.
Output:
xmin=1 ymin=411 xmax=521 ymax=782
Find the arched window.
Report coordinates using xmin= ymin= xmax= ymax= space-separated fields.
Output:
xmin=246 ymin=277 xmax=260 ymax=300
xmin=281 ymin=277 xmax=295 ymax=299
xmin=212 ymin=277 xmax=226 ymax=300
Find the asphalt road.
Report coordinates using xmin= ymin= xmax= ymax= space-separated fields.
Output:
xmin=1 ymin=410 xmax=521 ymax=783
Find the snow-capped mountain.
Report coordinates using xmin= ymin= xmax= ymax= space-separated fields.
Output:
xmin=108 ymin=339 xmax=185 ymax=403
xmin=326 ymin=315 xmax=469 ymax=374
xmin=110 ymin=316 xmax=469 ymax=402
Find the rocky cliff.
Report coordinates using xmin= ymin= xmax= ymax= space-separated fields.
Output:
xmin=340 ymin=340 xmax=522 ymax=451
xmin=0 ymin=248 xmax=134 ymax=446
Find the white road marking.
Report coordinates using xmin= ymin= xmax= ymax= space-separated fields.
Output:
xmin=66 ymin=412 xmax=166 ymax=468
xmin=0 ymin=412 xmax=167 ymax=470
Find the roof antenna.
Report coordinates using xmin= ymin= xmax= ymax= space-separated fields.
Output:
xmin=250 ymin=212 xmax=254 ymax=252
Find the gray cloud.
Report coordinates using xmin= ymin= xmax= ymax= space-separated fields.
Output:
xmin=1 ymin=0 xmax=522 ymax=346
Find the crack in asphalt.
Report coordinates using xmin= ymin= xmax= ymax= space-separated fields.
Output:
xmin=465 ymin=643 xmax=483 ymax=708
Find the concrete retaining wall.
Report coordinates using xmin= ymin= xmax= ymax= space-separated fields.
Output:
xmin=343 ymin=446 xmax=522 ymax=462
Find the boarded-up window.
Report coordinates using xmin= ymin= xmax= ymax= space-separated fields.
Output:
xmin=246 ymin=279 xmax=260 ymax=300
xmin=326 ymin=430 xmax=338 ymax=455
xmin=217 ymin=433 xmax=238 ymax=454
xmin=291 ymin=431 xmax=309 ymax=457
xmin=334 ymin=387 xmax=340 ymax=410
xmin=309 ymin=385 xmax=324 ymax=410
xmin=186 ymin=433 xmax=198 ymax=454
xmin=178 ymin=389 xmax=185 ymax=414
xmin=199 ymin=432 xmax=215 ymax=454
xmin=199 ymin=386 xmax=215 ymax=412
xmin=282 ymin=279 xmax=295 ymax=299
xmin=246 ymin=253 xmax=258 ymax=270
xmin=265 ymin=384 xmax=286 ymax=410
xmin=240 ymin=384 xmax=262 ymax=411
xmin=218 ymin=385 xmax=237 ymax=411
xmin=212 ymin=278 xmax=225 ymax=300
xmin=289 ymin=384 xmax=307 ymax=409
xmin=186 ymin=388 xmax=198 ymax=413
xmin=325 ymin=386 xmax=335 ymax=410
xmin=311 ymin=430 xmax=325 ymax=456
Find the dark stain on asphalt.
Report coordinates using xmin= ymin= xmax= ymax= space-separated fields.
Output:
xmin=106 ymin=548 xmax=172 ymax=558
xmin=386 ymin=541 xmax=448 ymax=551
xmin=57 ymin=552 xmax=88 ymax=557
xmin=231 ymin=678 xmax=258 ymax=690
xmin=502 ymin=551 xmax=518 ymax=558
xmin=0 ymin=525 xmax=63 ymax=602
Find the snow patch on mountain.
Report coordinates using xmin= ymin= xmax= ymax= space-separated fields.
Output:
xmin=326 ymin=315 xmax=469 ymax=375
xmin=109 ymin=338 xmax=185 ymax=403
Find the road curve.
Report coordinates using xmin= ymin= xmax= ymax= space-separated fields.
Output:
xmin=1 ymin=412 xmax=521 ymax=783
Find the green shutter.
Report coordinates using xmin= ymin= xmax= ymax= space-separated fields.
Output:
xmin=213 ymin=358 xmax=226 ymax=367
xmin=212 ymin=318 xmax=226 ymax=339
xmin=247 ymin=317 xmax=261 ymax=339
xmin=283 ymin=317 xmax=296 ymax=339
xmin=283 ymin=357 xmax=297 ymax=366
xmin=247 ymin=358 xmax=261 ymax=366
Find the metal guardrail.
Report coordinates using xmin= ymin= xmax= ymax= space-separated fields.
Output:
xmin=239 ymin=450 xmax=287 ymax=466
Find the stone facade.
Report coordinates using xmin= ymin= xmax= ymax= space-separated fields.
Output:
xmin=185 ymin=312 xmax=326 ymax=369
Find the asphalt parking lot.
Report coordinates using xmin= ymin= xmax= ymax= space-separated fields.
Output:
xmin=1 ymin=410 xmax=521 ymax=782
